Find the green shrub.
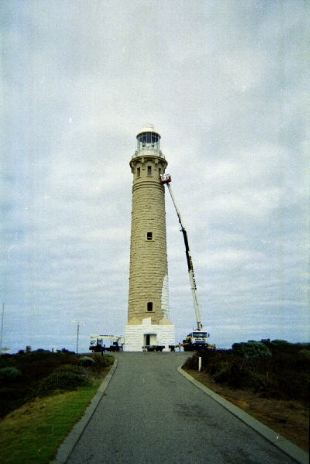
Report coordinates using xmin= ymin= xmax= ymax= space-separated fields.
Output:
xmin=210 ymin=359 xmax=252 ymax=389
xmin=86 ymin=354 xmax=114 ymax=374
xmin=0 ymin=350 xmax=95 ymax=419
xmin=78 ymin=356 xmax=95 ymax=367
xmin=35 ymin=371 xmax=89 ymax=397
xmin=54 ymin=364 xmax=83 ymax=374
xmin=185 ymin=342 xmax=310 ymax=402
xmin=298 ymin=349 xmax=310 ymax=361
xmin=0 ymin=387 xmax=27 ymax=417
xmin=96 ymin=354 xmax=114 ymax=368
xmin=232 ymin=341 xmax=272 ymax=359
xmin=0 ymin=367 xmax=22 ymax=381
xmin=212 ymin=361 xmax=231 ymax=383
xmin=271 ymin=339 xmax=291 ymax=346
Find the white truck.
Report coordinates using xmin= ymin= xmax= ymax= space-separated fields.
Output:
xmin=89 ymin=335 xmax=124 ymax=353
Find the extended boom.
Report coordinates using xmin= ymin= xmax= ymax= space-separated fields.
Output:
xmin=160 ymin=173 xmax=204 ymax=333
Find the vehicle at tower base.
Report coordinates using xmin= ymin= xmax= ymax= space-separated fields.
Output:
xmin=174 ymin=331 xmax=216 ymax=351
xmin=89 ymin=335 xmax=124 ymax=354
xmin=142 ymin=345 xmax=166 ymax=352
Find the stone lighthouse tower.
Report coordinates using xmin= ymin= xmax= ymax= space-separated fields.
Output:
xmin=125 ymin=124 xmax=175 ymax=351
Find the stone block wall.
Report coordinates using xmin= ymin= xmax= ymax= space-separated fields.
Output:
xmin=128 ymin=154 xmax=171 ymax=325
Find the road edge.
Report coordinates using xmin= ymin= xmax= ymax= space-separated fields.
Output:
xmin=50 ymin=358 xmax=118 ymax=464
xmin=178 ymin=366 xmax=309 ymax=464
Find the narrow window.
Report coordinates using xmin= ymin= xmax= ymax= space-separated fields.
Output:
xmin=147 ymin=166 xmax=152 ymax=176
xmin=147 ymin=302 xmax=153 ymax=312
xmin=137 ymin=167 xmax=140 ymax=177
xmin=147 ymin=232 xmax=152 ymax=240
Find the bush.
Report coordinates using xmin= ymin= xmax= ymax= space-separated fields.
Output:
xmin=78 ymin=356 xmax=95 ymax=367
xmin=35 ymin=371 xmax=89 ymax=397
xmin=0 ymin=350 xmax=96 ymax=418
xmin=209 ymin=359 xmax=253 ymax=389
xmin=298 ymin=349 xmax=310 ymax=361
xmin=184 ymin=341 xmax=310 ymax=403
xmin=0 ymin=387 xmax=26 ymax=417
xmin=0 ymin=367 xmax=22 ymax=381
xmin=232 ymin=341 xmax=272 ymax=359
xmin=54 ymin=364 xmax=80 ymax=373
xmin=271 ymin=339 xmax=291 ymax=346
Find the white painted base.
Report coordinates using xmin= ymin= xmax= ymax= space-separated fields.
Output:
xmin=125 ymin=317 xmax=175 ymax=352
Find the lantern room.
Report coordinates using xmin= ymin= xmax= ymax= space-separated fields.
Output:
xmin=136 ymin=123 xmax=161 ymax=154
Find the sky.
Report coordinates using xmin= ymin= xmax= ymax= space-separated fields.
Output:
xmin=1 ymin=0 xmax=309 ymax=353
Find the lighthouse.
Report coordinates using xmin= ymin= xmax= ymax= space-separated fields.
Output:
xmin=125 ymin=124 xmax=175 ymax=351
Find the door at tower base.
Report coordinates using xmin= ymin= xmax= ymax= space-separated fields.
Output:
xmin=124 ymin=317 xmax=175 ymax=352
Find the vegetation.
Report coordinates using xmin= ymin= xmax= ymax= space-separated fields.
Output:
xmin=0 ymin=348 xmax=114 ymax=464
xmin=0 ymin=349 xmax=114 ymax=418
xmin=78 ymin=356 xmax=96 ymax=367
xmin=184 ymin=340 xmax=310 ymax=403
xmin=184 ymin=340 xmax=310 ymax=451
xmin=0 ymin=367 xmax=22 ymax=380
xmin=0 ymin=383 xmax=100 ymax=464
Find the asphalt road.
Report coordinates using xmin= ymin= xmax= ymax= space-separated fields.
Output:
xmin=66 ymin=352 xmax=297 ymax=464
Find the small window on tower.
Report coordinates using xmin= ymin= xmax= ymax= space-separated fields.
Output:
xmin=137 ymin=167 xmax=140 ymax=177
xmin=147 ymin=232 xmax=153 ymax=240
xmin=147 ymin=166 xmax=152 ymax=176
xmin=147 ymin=302 xmax=153 ymax=312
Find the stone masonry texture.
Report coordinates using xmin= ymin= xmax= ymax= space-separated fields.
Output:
xmin=128 ymin=153 xmax=171 ymax=325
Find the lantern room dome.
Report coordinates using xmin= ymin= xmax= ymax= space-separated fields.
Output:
xmin=136 ymin=123 xmax=160 ymax=139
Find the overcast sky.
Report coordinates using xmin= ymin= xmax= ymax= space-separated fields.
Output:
xmin=1 ymin=0 xmax=309 ymax=352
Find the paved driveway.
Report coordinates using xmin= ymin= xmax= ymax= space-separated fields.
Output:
xmin=66 ymin=352 xmax=297 ymax=464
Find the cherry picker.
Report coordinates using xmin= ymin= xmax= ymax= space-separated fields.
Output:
xmin=160 ymin=173 xmax=214 ymax=351
xmin=89 ymin=335 xmax=124 ymax=353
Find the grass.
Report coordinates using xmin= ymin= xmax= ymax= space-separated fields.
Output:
xmin=0 ymin=349 xmax=114 ymax=418
xmin=0 ymin=382 xmax=101 ymax=464
xmin=0 ymin=349 xmax=114 ymax=464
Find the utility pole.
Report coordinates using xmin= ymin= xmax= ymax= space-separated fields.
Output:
xmin=71 ymin=320 xmax=83 ymax=354
xmin=76 ymin=322 xmax=79 ymax=354
xmin=0 ymin=303 xmax=4 ymax=355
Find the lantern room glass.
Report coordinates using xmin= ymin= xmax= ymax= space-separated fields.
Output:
xmin=137 ymin=132 xmax=160 ymax=151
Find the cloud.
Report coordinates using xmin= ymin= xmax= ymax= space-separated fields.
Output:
xmin=1 ymin=0 xmax=309 ymax=352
